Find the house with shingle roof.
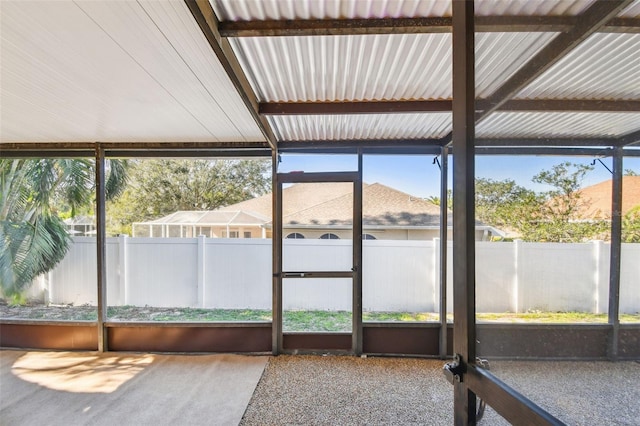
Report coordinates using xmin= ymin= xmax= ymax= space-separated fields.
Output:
xmin=132 ymin=210 xmax=270 ymax=238
xmin=133 ymin=182 xmax=502 ymax=241
xmin=574 ymin=176 xmax=640 ymax=220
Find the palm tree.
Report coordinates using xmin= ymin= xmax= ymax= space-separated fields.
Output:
xmin=0 ymin=158 xmax=128 ymax=300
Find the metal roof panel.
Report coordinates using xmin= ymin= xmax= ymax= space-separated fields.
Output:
xmin=477 ymin=112 xmax=640 ymax=138
xmin=267 ymin=113 xmax=451 ymax=141
xmin=211 ymin=0 xmax=452 ymax=20
xmin=618 ymin=0 xmax=640 ymax=17
xmin=231 ymin=31 xmax=557 ymax=102
xmin=516 ymin=33 xmax=640 ymax=100
xmin=211 ymin=0 xmax=596 ymax=20
xmin=230 ymin=34 xmax=452 ymax=102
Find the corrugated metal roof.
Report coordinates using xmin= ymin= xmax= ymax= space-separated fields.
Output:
xmin=231 ymin=31 xmax=556 ymax=102
xmin=516 ymin=33 xmax=640 ymax=100
xmin=477 ymin=112 xmax=640 ymax=138
xmin=211 ymin=0 xmax=595 ymax=20
xmin=475 ymin=0 xmax=595 ymax=16
xmin=211 ymin=0 xmax=452 ymax=20
xmin=267 ymin=113 xmax=451 ymax=141
xmin=619 ymin=0 xmax=640 ymax=17
xmin=476 ymin=32 xmax=558 ymax=98
xmin=231 ymin=34 xmax=451 ymax=102
xmin=0 ymin=0 xmax=264 ymax=143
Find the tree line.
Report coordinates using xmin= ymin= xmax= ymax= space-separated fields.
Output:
xmin=431 ymin=162 xmax=640 ymax=243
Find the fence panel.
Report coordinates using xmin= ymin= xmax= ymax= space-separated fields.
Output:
xmin=621 ymin=244 xmax=640 ymax=314
xmin=204 ymin=239 xmax=271 ymax=309
xmin=126 ymin=238 xmax=198 ymax=307
xmin=476 ymin=242 xmax=516 ymax=313
xmin=518 ymin=243 xmax=597 ymax=313
xmin=363 ymin=240 xmax=435 ymax=312
xmin=31 ymin=237 xmax=640 ymax=315
xmin=48 ymin=237 xmax=97 ymax=305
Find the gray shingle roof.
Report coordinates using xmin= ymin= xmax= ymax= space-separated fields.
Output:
xmin=282 ymin=183 xmax=449 ymax=228
xmin=138 ymin=182 xmax=499 ymax=230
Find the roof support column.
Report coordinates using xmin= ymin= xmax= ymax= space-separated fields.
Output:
xmin=272 ymin=150 xmax=283 ymax=355
xmin=608 ymin=147 xmax=623 ymax=360
xmin=353 ymin=149 xmax=364 ymax=355
xmin=452 ymin=0 xmax=476 ymax=424
xmin=95 ymin=144 xmax=108 ymax=352
xmin=439 ymin=146 xmax=449 ymax=359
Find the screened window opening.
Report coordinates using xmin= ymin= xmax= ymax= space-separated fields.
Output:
xmin=320 ymin=233 xmax=340 ymax=240
xmin=286 ymin=233 xmax=305 ymax=239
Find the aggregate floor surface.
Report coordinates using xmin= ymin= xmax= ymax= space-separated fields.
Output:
xmin=241 ymin=356 xmax=640 ymax=426
xmin=2 ymin=350 xmax=639 ymax=425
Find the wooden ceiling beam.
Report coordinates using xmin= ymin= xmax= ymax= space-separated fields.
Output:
xmin=260 ymin=100 xmax=452 ymax=115
xmin=219 ymin=17 xmax=451 ymax=37
xmin=184 ymin=0 xmax=277 ymax=150
xmin=495 ymin=99 xmax=640 ymax=112
xmin=260 ymin=99 xmax=640 ymax=115
xmin=475 ymin=137 xmax=621 ymax=147
xmin=601 ymin=17 xmax=640 ymax=33
xmin=218 ymin=16 xmax=640 ymax=38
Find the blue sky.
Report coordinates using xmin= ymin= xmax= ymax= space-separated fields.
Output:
xmin=280 ymin=153 xmax=640 ymax=198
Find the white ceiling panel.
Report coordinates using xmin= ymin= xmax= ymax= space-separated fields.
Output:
xmin=477 ymin=112 xmax=640 ymax=138
xmin=516 ymin=33 xmax=640 ymax=100
xmin=0 ymin=1 xmax=264 ymax=143
xmin=268 ymin=113 xmax=451 ymax=141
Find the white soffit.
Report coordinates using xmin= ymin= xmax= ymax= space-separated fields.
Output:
xmin=0 ymin=1 xmax=264 ymax=143
xmin=211 ymin=0 xmax=595 ymax=20
xmin=267 ymin=113 xmax=451 ymax=141
xmin=477 ymin=112 xmax=640 ymax=139
xmin=230 ymin=31 xmax=556 ymax=102
xmin=516 ymin=33 xmax=640 ymax=100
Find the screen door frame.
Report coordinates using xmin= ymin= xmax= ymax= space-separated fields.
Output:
xmin=272 ymin=168 xmax=363 ymax=355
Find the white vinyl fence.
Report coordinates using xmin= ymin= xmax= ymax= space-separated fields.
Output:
xmin=27 ymin=237 xmax=640 ymax=314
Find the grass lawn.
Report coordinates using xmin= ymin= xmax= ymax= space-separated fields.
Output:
xmin=2 ymin=304 xmax=639 ymax=331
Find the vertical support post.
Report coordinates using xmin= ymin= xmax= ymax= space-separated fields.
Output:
xmin=95 ymin=145 xmax=107 ymax=352
xmin=119 ymin=234 xmax=129 ymax=305
xmin=608 ymin=147 xmax=623 ymax=360
xmin=513 ymin=239 xmax=521 ymax=314
xmin=272 ymin=151 xmax=283 ymax=355
xmin=439 ymin=146 xmax=449 ymax=359
xmin=593 ymin=240 xmax=603 ymax=314
xmin=353 ymin=149 xmax=364 ymax=355
xmin=197 ymin=234 xmax=206 ymax=308
xmin=452 ymin=0 xmax=476 ymax=424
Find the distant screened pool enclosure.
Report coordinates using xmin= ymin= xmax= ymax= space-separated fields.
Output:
xmin=2 ymin=1 xmax=640 ymax=424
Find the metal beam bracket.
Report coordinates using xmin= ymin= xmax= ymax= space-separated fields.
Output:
xmin=443 ymin=353 xmax=465 ymax=384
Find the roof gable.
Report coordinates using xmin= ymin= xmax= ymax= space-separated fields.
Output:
xmin=577 ymin=176 xmax=640 ymax=219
